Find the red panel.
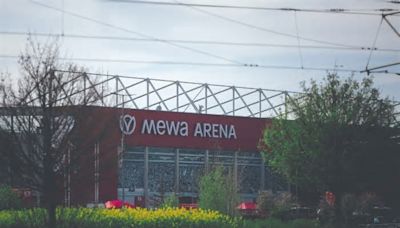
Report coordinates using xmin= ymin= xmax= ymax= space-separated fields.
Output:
xmin=66 ymin=107 xmax=270 ymax=205
xmin=119 ymin=109 xmax=271 ymax=151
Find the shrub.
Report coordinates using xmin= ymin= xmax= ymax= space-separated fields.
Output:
xmin=0 ymin=207 xmax=239 ymax=228
xmin=256 ymin=191 xmax=274 ymax=213
xmin=161 ymin=193 xmax=179 ymax=208
xmin=317 ymin=195 xmax=336 ymax=225
xmin=256 ymin=191 xmax=295 ymax=218
xmin=273 ymin=192 xmax=295 ymax=213
xmin=0 ymin=185 xmax=22 ymax=210
xmin=198 ymin=166 xmax=239 ymax=216
xmin=340 ymin=193 xmax=357 ymax=224
xmin=357 ymin=192 xmax=382 ymax=214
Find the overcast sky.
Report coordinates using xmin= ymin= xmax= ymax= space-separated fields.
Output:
xmin=1 ymin=0 xmax=400 ymax=100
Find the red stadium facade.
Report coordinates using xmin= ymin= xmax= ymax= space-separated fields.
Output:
xmin=65 ymin=106 xmax=283 ymax=207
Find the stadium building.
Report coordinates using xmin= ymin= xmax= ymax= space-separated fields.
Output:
xmin=68 ymin=106 xmax=290 ymax=208
xmin=2 ymin=73 xmax=298 ymax=207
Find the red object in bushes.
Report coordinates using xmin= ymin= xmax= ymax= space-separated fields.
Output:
xmin=123 ymin=202 xmax=136 ymax=208
xmin=105 ymin=200 xmax=135 ymax=209
xmin=105 ymin=200 xmax=123 ymax=209
xmin=179 ymin=203 xmax=198 ymax=209
xmin=325 ymin=191 xmax=335 ymax=206
xmin=237 ymin=202 xmax=257 ymax=210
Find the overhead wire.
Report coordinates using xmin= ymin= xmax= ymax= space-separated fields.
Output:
xmin=2 ymin=31 xmax=399 ymax=52
xmin=30 ymin=0 xmax=245 ymax=66
xmin=13 ymin=1 xmax=398 ymax=76
xmin=107 ymin=0 xmax=399 ymax=16
xmin=366 ymin=17 xmax=384 ymax=71
xmin=0 ymin=54 xmax=360 ymax=72
xmin=294 ymin=11 xmax=304 ymax=69
xmin=172 ymin=0 xmax=362 ymax=48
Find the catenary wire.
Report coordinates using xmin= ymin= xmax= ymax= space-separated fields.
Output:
xmin=30 ymin=0 xmax=246 ymax=66
xmin=107 ymin=0 xmax=399 ymax=16
xmin=173 ymin=0 xmax=363 ymax=48
xmin=30 ymin=0 xmax=372 ymax=50
xmin=294 ymin=11 xmax=304 ymax=69
xmin=2 ymin=31 xmax=399 ymax=52
xmin=0 ymin=54 xmax=363 ymax=73
xmin=366 ymin=17 xmax=384 ymax=70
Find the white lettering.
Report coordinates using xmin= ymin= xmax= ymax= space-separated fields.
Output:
xmin=228 ymin=125 xmax=237 ymax=139
xmin=203 ymin=123 xmax=211 ymax=138
xmin=141 ymin=119 xmax=156 ymax=134
xmin=220 ymin=124 xmax=228 ymax=138
xmin=194 ymin=123 xmax=203 ymax=137
xmin=180 ymin=122 xmax=188 ymax=136
xmin=140 ymin=119 xmax=236 ymax=139
xmin=156 ymin=120 xmax=166 ymax=135
xmin=212 ymin=124 xmax=219 ymax=138
xmin=166 ymin=121 xmax=180 ymax=136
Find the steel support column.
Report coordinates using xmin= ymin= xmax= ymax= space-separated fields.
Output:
xmin=234 ymin=151 xmax=238 ymax=191
xmin=144 ymin=147 xmax=149 ymax=208
xmin=260 ymin=160 xmax=265 ymax=190
xmin=175 ymin=149 xmax=180 ymax=193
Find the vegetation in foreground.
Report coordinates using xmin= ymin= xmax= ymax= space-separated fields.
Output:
xmin=0 ymin=207 xmax=324 ymax=228
xmin=0 ymin=207 xmax=238 ymax=228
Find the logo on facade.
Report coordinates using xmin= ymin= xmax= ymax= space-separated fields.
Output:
xmin=120 ymin=114 xmax=136 ymax=135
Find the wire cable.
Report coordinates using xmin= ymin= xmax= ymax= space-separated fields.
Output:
xmin=2 ymin=31 xmax=399 ymax=52
xmin=294 ymin=11 xmax=304 ymax=69
xmin=366 ymin=17 xmax=384 ymax=70
xmin=108 ymin=0 xmax=399 ymax=16
xmin=30 ymin=0 xmax=246 ymax=66
xmin=173 ymin=0 xmax=361 ymax=48
xmin=0 ymin=54 xmax=360 ymax=72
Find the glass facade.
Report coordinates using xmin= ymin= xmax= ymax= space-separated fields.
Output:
xmin=118 ymin=146 xmax=287 ymax=206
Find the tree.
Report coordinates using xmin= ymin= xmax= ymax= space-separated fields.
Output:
xmin=262 ymin=73 xmax=400 ymax=206
xmin=0 ymin=37 xmax=105 ymax=227
xmin=198 ymin=166 xmax=239 ymax=216
xmin=0 ymin=185 xmax=22 ymax=210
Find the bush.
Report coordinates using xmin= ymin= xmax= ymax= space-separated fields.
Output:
xmin=357 ymin=192 xmax=382 ymax=214
xmin=257 ymin=191 xmax=295 ymax=218
xmin=0 ymin=185 xmax=22 ymax=210
xmin=340 ymin=193 xmax=357 ymax=224
xmin=257 ymin=191 xmax=274 ymax=213
xmin=317 ymin=195 xmax=335 ymax=224
xmin=198 ymin=166 xmax=239 ymax=216
xmin=161 ymin=194 xmax=179 ymax=208
xmin=0 ymin=207 xmax=239 ymax=228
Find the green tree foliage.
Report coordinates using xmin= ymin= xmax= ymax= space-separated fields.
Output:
xmin=0 ymin=185 xmax=22 ymax=210
xmin=262 ymin=74 xmax=400 ymax=204
xmin=257 ymin=191 xmax=295 ymax=218
xmin=198 ymin=166 xmax=239 ymax=216
xmin=161 ymin=194 xmax=179 ymax=208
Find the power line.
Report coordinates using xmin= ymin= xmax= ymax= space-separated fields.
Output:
xmin=294 ymin=11 xmax=304 ymax=69
xmin=31 ymin=0 xmax=371 ymax=49
xmin=108 ymin=0 xmax=399 ymax=16
xmin=0 ymin=54 xmax=359 ymax=72
xmin=173 ymin=0 xmax=363 ymax=48
xmin=30 ymin=0 xmax=246 ymax=66
xmin=366 ymin=17 xmax=384 ymax=70
xmin=3 ymin=54 xmax=399 ymax=75
xmin=2 ymin=31 xmax=399 ymax=52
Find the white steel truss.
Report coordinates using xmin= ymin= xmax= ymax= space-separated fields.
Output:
xmin=63 ymin=71 xmax=301 ymax=118
xmin=4 ymin=70 xmax=400 ymax=121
